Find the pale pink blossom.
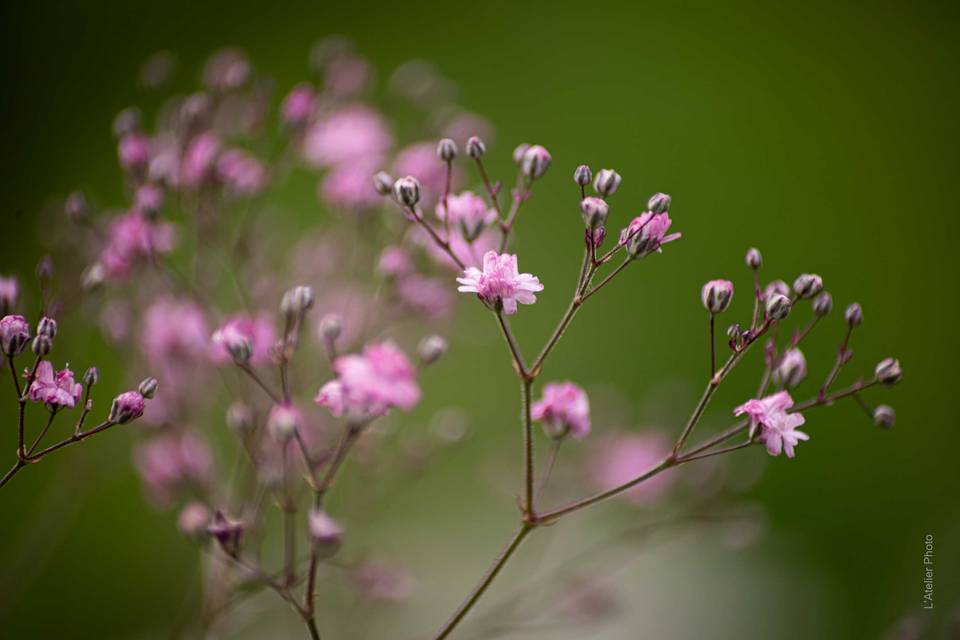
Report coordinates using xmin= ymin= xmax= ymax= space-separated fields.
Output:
xmin=216 ymin=149 xmax=267 ymax=197
xmin=734 ymin=391 xmax=809 ymax=458
xmin=619 ymin=211 xmax=681 ymax=258
xmin=531 ymin=381 xmax=591 ymax=439
xmin=27 ymin=361 xmax=82 ymax=409
xmin=393 ymin=142 xmax=450 ymax=206
xmin=351 ymin=558 xmax=417 ymax=602
xmin=772 ymin=348 xmax=807 ymax=388
xmin=303 ymin=106 xmax=392 ymax=168
xmin=210 ymin=314 xmax=277 ymax=365
xmin=99 ymin=212 xmax=176 ymax=280
xmin=0 ymin=276 xmax=18 ymax=312
xmin=281 ymin=83 xmax=316 ymax=126
xmin=395 ymin=274 xmax=453 ymax=319
xmin=135 ymin=432 xmax=213 ymax=506
xmin=118 ymin=132 xmax=151 ymax=171
xmin=315 ymin=341 xmax=420 ymax=417
xmin=318 ymin=160 xmax=382 ymax=209
xmin=588 ymin=433 xmax=675 ymax=506
xmin=180 ymin=132 xmax=221 ymax=188
xmin=456 ymin=251 xmax=544 ymax=315
xmin=436 ymin=191 xmax=497 ymax=241
xmin=377 ymin=246 xmax=414 ymax=279
xmin=134 ymin=183 xmax=165 ymax=214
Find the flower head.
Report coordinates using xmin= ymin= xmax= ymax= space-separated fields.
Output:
xmin=436 ymin=191 xmax=497 ymax=241
xmin=315 ymin=341 xmax=420 ymax=418
xmin=734 ymin=391 xmax=808 ymax=458
xmin=773 ymin=348 xmax=807 ymax=388
xmin=701 ymin=279 xmax=734 ymax=314
xmin=456 ymin=251 xmax=544 ymax=315
xmin=99 ymin=212 xmax=176 ymax=281
xmin=531 ymin=382 xmax=591 ymax=439
xmin=27 ymin=362 xmax=82 ymax=409
xmin=109 ymin=390 xmax=146 ymax=424
xmin=620 ymin=211 xmax=681 ymax=259
xmin=0 ymin=314 xmax=30 ymax=357
xmin=211 ymin=314 xmax=277 ymax=365
xmin=303 ymin=106 xmax=392 ymax=168
xmin=281 ymin=83 xmax=316 ymax=127
xmin=588 ymin=433 xmax=675 ymax=505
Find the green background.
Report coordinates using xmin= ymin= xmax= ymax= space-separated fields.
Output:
xmin=1 ymin=1 xmax=958 ymax=638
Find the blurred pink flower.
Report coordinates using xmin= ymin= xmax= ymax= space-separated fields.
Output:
xmin=318 ymin=160 xmax=382 ymax=209
xmin=135 ymin=432 xmax=212 ymax=507
xmin=99 ymin=212 xmax=176 ymax=281
xmin=118 ymin=132 xmax=151 ymax=171
xmin=216 ymin=149 xmax=267 ymax=197
xmin=281 ymin=83 xmax=316 ymax=127
xmin=210 ymin=314 xmax=276 ymax=365
xmin=0 ymin=276 xmax=18 ymax=312
xmin=436 ymin=191 xmax=497 ymax=241
xmin=325 ymin=54 xmax=373 ymax=98
xmin=734 ymin=391 xmax=808 ymax=458
xmin=393 ymin=142 xmax=449 ymax=206
xmin=202 ymin=48 xmax=250 ymax=91
xmin=395 ymin=274 xmax=453 ymax=319
xmin=316 ymin=341 xmax=420 ymax=417
xmin=531 ymin=381 xmax=591 ymax=439
xmin=588 ymin=433 xmax=675 ymax=506
xmin=180 ymin=132 xmax=221 ymax=188
xmin=28 ymin=361 xmax=82 ymax=409
xmin=457 ymin=251 xmax=543 ymax=315
xmin=351 ymin=558 xmax=416 ymax=602
xmin=303 ymin=105 xmax=392 ymax=168
xmin=377 ymin=246 xmax=414 ymax=279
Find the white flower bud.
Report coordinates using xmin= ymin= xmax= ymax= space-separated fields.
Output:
xmin=319 ymin=313 xmax=342 ymax=342
xmin=281 ymin=285 xmax=315 ymax=318
xmin=873 ymin=405 xmax=896 ymax=429
xmin=875 ymin=358 xmax=902 ymax=386
xmin=792 ymin=273 xmax=824 ymax=299
xmin=745 ymin=247 xmax=762 ymax=270
xmin=436 ymin=138 xmax=457 ymax=162
xmin=647 ymin=192 xmax=672 ymax=213
xmin=812 ymin=292 xmax=833 ymax=317
xmin=520 ymin=145 xmax=552 ymax=180
xmin=393 ymin=176 xmax=421 ymax=207
xmin=765 ymin=293 xmax=792 ymax=320
xmin=580 ymin=197 xmax=609 ymax=230
xmin=512 ymin=143 xmax=531 ymax=165
xmin=418 ymin=335 xmax=447 ymax=365
xmin=373 ymin=171 xmax=394 ymax=195
xmin=593 ymin=169 xmax=621 ymax=197
xmin=844 ymin=303 xmax=863 ymax=328
xmin=573 ymin=165 xmax=592 ymax=186
xmin=701 ymin=280 xmax=734 ymax=314
xmin=466 ymin=136 xmax=486 ymax=158
xmin=138 ymin=376 xmax=159 ymax=399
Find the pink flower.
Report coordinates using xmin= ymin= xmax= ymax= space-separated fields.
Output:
xmin=216 ymin=149 xmax=267 ymax=197
xmin=588 ymin=433 xmax=675 ymax=506
xmin=734 ymin=391 xmax=809 ymax=458
xmin=142 ymin=299 xmax=209 ymax=365
xmin=134 ymin=183 xmax=165 ymax=214
xmin=27 ymin=361 xmax=82 ymax=409
xmin=180 ymin=132 xmax=221 ymax=188
xmin=109 ymin=391 xmax=146 ymax=424
xmin=456 ymin=251 xmax=544 ymax=314
xmin=302 ymin=106 xmax=392 ymax=168
xmin=532 ymin=381 xmax=591 ymax=439
xmin=351 ymin=558 xmax=417 ymax=602
xmin=99 ymin=212 xmax=176 ymax=280
xmin=619 ymin=211 xmax=681 ymax=258
xmin=210 ymin=314 xmax=277 ymax=365
xmin=772 ymin=348 xmax=807 ymax=388
xmin=318 ymin=160 xmax=382 ymax=209
xmin=315 ymin=341 xmax=420 ymax=417
xmin=118 ymin=133 xmax=151 ymax=171
xmin=281 ymin=83 xmax=316 ymax=126
xmin=325 ymin=54 xmax=372 ymax=98
xmin=436 ymin=191 xmax=498 ymax=241
xmin=0 ymin=314 xmax=30 ymax=357
xmin=395 ymin=275 xmax=453 ymax=319
xmin=0 ymin=276 xmax=18 ymax=312
xmin=413 ymin=225 xmax=498 ymax=271
xmin=377 ymin=246 xmax=414 ymax=279
xmin=135 ymin=432 xmax=213 ymax=506
xmin=202 ymin=48 xmax=250 ymax=91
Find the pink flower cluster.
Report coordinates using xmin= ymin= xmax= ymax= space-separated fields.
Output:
xmin=531 ymin=382 xmax=591 ymax=439
xmin=315 ymin=341 xmax=420 ymax=418
xmin=734 ymin=391 xmax=809 ymax=458
xmin=457 ymin=251 xmax=544 ymax=315
xmin=27 ymin=361 xmax=82 ymax=409
xmin=100 ymin=212 xmax=176 ymax=280
xmin=134 ymin=432 xmax=213 ymax=506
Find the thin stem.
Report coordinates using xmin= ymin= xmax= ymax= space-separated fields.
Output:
xmin=442 ymin=159 xmax=453 ymax=241
xmin=495 ymin=312 xmax=527 ymax=377
xmin=0 ymin=460 xmax=25 ymax=489
xmin=404 ymin=204 xmax=467 ymax=271
xmin=677 ymin=420 xmax=749 ymax=459
xmin=472 ymin=157 xmax=503 ymax=218
xmin=535 ymin=439 xmax=562 ymax=501
xmin=530 ymin=297 xmax=583 ymax=377
xmin=497 ymin=176 xmax=530 ymax=253
xmin=282 ymin=443 xmax=295 ymax=586
xmin=677 ymin=440 xmax=756 ymax=463
xmin=579 ymin=258 xmax=631 ymax=303
xmin=27 ymin=409 xmax=58 ymax=456
xmin=819 ymin=326 xmax=854 ymax=400
xmin=315 ymin=422 xmax=365 ymax=507
xmin=521 ymin=379 xmax=534 ymax=515
xmin=433 ymin=523 xmax=533 ymax=640
xmin=26 ymin=420 xmax=116 ymax=459
xmin=751 ymin=271 xmax=762 ymax=330
xmin=238 ymin=363 xmax=282 ymax=404
xmin=709 ymin=314 xmax=716 ymax=377
xmin=795 ymin=378 xmax=878 ymax=412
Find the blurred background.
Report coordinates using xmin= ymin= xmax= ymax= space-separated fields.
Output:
xmin=1 ymin=0 xmax=958 ymax=638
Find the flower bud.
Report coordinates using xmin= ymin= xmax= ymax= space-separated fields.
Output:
xmin=874 ymin=358 xmax=902 ymax=386
xmin=393 ymin=176 xmax=421 ymax=207
xmin=373 ymin=171 xmax=394 ymax=195
xmin=177 ymin=502 xmax=211 ymax=539
xmin=0 ymin=315 xmax=30 ymax=357
xmin=281 ymin=285 xmax=315 ymax=318
xmin=701 ymin=280 xmax=734 ymax=314
xmin=83 ymin=367 xmax=99 ymax=386
xmin=521 ymin=145 xmax=552 ymax=180
xmin=763 ymin=280 xmax=790 ymax=300
xmin=647 ymin=192 xmax=672 ymax=214
xmin=872 ymin=404 xmax=896 ymax=429
xmin=726 ymin=323 xmax=744 ymax=349
xmin=31 ymin=335 xmax=52 ymax=357
xmin=0 ymin=277 xmax=17 ymax=315
xmin=308 ymin=509 xmax=344 ymax=557
xmin=466 ymin=136 xmax=486 ymax=158
xmin=573 ymin=164 xmax=592 ymax=186
xmin=207 ymin=510 xmax=244 ymax=555
xmin=138 ymin=376 xmax=159 ymax=399
xmin=765 ymin=293 xmax=792 ymax=320
xmin=226 ymin=402 xmax=254 ymax=434
xmin=319 ymin=313 xmax=342 ymax=342
xmin=844 ymin=303 xmax=863 ymax=328
xmin=36 ymin=255 xmax=54 ymax=284
xmin=65 ymin=191 xmax=89 ymax=223
xmin=109 ymin=391 xmax=146 ymax=424
xmin=792 ymin=273 xmax=824 ymax=299
xmin=772 ymin=348 xmax=807 ymax=388
xmin=417 ymin=335 xmax=447 ymax=365
xmin=745 ymin=247 xmax=762 ymax=270
xmin=512 ymin=143 xmax=531 ymax=164
xmin=580 ymin=197 xmax=609 ymax=230
xmin=436 ymin=138 xmax=457 ymax=162
xmin=37 ymin=316 xmax=57 ymax=339
xmin=226 ymin=335 xmax=253 ymax=364
xmin=812 ymin=292 xmax=833 ymax=317
xmin=267 ymin=403 xmax=300 ymax=441
xmin=593 ymin=169 xmax=621 ymax=197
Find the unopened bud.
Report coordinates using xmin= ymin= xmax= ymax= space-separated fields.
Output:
xmin=0 ymin=315 xmax=31 ymax=357
xmin=745 ymin=247 xmax=762 ymax=270
xmin=177 ymin=502 xmax=211 ymax=539
xmin=393 ymin=176 xmax=421 ymax=207
xmin=772 ymin=348 xmax=807 ymax=388
xmin=765 ymin=293 xmax=792 ymax=320
xmin=701 ymin=280 xmax=734 ymax=314
xmin=593 ymin=169 xmax=621 ymax=197
xmin=37 ymin=316 xmax=57 ymax=338
xmin=512 ymin=143 xmax=531 ymax=165
xmin=36 ymin=255 xmax=54 ymax=284
xmin=83 ymin=367 xmax=99 ymax=386
xmin=573 ymin=164 xmax=592 ymax=186
xmin=281 ymin=285 xmax=315 ymax=318
xmin=580 ymin=197 xmax=609 ymax=230
xmin=65 ymin=191 xmax=89 ymax=223
xmin=466 ymin=136 xmax=486 ymax=158
xmin=436 ymin=138 xmax=457 ymax=162
xmin=308 ymin=509 xmax=344 ymax=557
xmin=138 ymin=376 xmax=159 ymax=399
xmin=373 ymin=171 xmax=394 ymax=195
xmin=418 ymin=335 xmax=447 ymax=365
xmin=763 ymin=280 xmax=790 ymax=300
xmin=873 ymin=404 xmax=896 ymax=429
xmin=647 ymin=192 xmax=672 ymax=213
xmin=726 ymin=323 xmax=744 ymax=348
xmin=792 ymin=273 xmax=824 ymax=299
xmin=226 ymin=402 xmax=254 ymax=434
xmin=812 ymin=292 xmax=833 ymax=317
xmin=31 ymin=335 xmax=52 ymax=356
xmin=844 ymin=303 xmax=863 ymax=328
xmin=875 ymin=358 xmax=902 ymax=386
xmin=267 ymin=403 xmax=300 ymax=441
xmin=227 ymin=337 xmax=253 ymax=364
xmin=319 ymin=313 xmax=342 ymax=342
xmin=207 ymin=510 xmax=244 ymax=555
xmin=521 ymin=145 xmax=552 ymax=180
xmin=109 ymin=391 xmax=146 ymax=424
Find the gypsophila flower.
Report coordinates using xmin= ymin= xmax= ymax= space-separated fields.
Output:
xmin=109 ymin=390 xmax=146 ymax=424
xmin=620 ymin=211 xmax=681 ymax=259
xmin=309 ymin=510 xmax=344 ymax=550
xmin=267 ymin=403 xmax=301 ymax=441
xmin=701 ymin=280 xmax=734 ymax=314
xmin=0 ymin=314 xmax=30 ymax=357
xmin=281 ymin=83 xmax=316 ymax=127
xmin=531 ymin=381 xmax=591 ymax=439
xmin=593 ymin=169 xmax=621 ymax=197
xmin=28 ymin=361 xmax=82 ymax=409
xmin=456 ymin=251 xmax=544 ymax=315
xmin=211 ymin=315 xmax=276 ymax=365
xmin=520 ymin=145 xmax=551 ymax=179
xmin=772 ymin=348 xmax=807 ymax=388
xmin=734 ymin=391 xmax=808 ymax=458
xmin=580 ymin=197 xmax=609 ymax=230
xmin=436 ymin=191 xmax=498 ymax=241
xmin=315 ymin=341 xmax=420 ymax=417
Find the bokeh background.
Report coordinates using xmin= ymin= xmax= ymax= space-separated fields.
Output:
xmin=2 ymin=1 xmax=958 ymax=638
